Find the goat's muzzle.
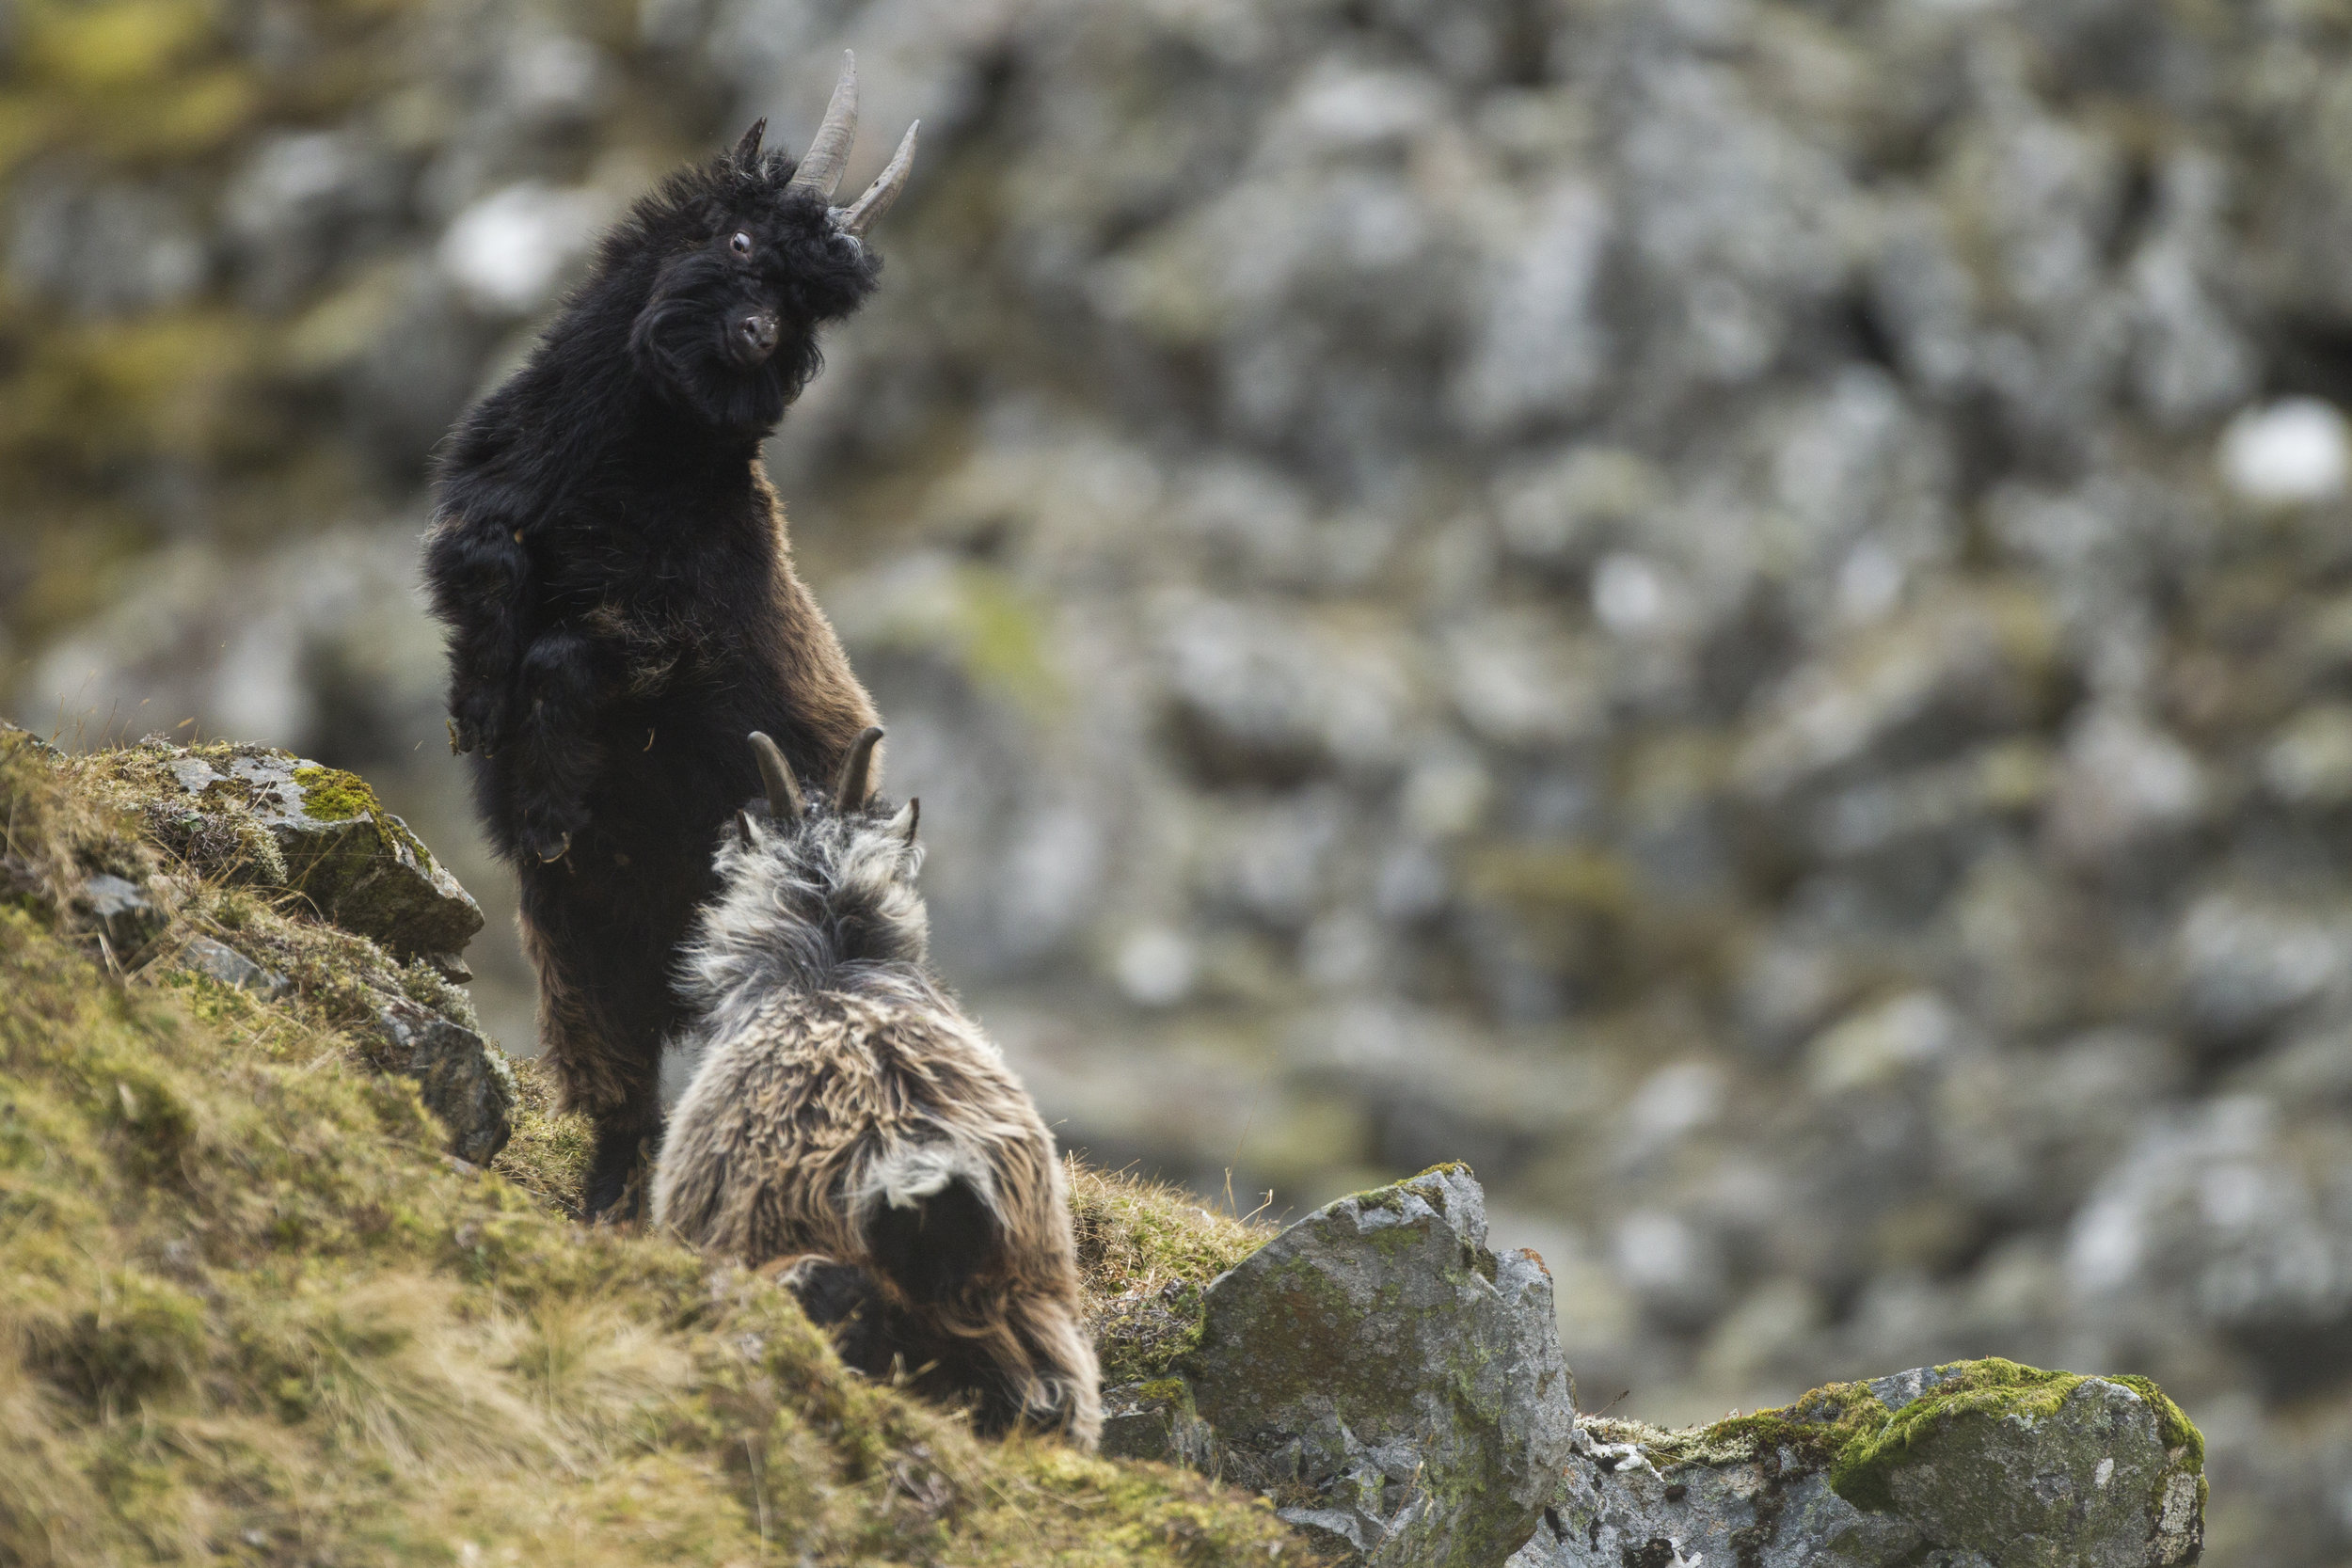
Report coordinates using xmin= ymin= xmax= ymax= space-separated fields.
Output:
xmin=731 ymin=309 xmax=781 ymax=367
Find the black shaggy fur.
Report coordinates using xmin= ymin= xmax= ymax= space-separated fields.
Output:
xmin=422 ymin=123 xmax=886 ymax=1216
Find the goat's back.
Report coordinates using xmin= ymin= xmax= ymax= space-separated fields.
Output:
xmin=653 ymin=984 xmax=1070 ymax=1285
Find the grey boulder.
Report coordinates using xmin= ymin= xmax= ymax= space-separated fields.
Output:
xmin=1110 ymin=1164 xmax=1577 ymax=1568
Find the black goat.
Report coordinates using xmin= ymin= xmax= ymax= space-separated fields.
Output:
xmin=423 ymin=56 xmax=915 ymax=1215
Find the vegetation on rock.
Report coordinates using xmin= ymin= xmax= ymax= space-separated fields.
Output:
xmin=1588 ymin=1355 xmax=2208 ymax=1521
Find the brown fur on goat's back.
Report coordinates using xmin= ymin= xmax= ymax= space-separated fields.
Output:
xmin=654 ymin=983 xmax=1101 ymax=1446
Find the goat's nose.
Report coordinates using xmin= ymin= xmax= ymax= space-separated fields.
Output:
xmin=736 ymin=310 xmax=780 ymax=361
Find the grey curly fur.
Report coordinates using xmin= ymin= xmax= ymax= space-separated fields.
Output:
xmin=653 ymin=778 xmax=1101 ymax=1446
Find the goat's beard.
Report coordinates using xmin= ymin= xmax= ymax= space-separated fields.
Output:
xmin=628 ymin=259 xmax=809 ymax=433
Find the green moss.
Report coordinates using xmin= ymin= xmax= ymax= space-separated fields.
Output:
xmin=2111 ymin=1373 xmax=2207 ymax=1470
xmin=289 ymin=759 xmax=439 ymax=874
xmin=1826 ymin=1362 xmax=2075 ymax=1511
xmin=490 ymin=1056 xmax=594 ymax=1218
xmin=396 ymin=955 xmax=480 ymax=1030
xmin=21 ymin=0 xmax=218 ymax=91
xmin=1464 ymin=842 xmax=1634 ymax=915
xmin=956 ymin=565 xmax=1063 ymax=714
xmin=289 ymin=764 xmax=375 ymax=823
xmin=46 ymin=1270 xmax=210 ymax=1403
xmin=1636 ymin=1358 xmax=2208 ymax=1521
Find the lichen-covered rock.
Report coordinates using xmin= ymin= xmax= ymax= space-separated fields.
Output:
xmin=1115 ymin=1164 xmax=1575 ymax=1567
xmin=1520 ymin=1359 xmax=2205 ymax=1568
xmin=154 ymin=742 xmax=482 ymax=961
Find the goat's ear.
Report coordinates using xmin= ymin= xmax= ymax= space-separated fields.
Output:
xmin=887 ymin=798 xmax=919 ymax=847
xmin=734 ymin=117 xmax=768 ymax=168
xmin=735 ymin=808 xmax=757 ymax=845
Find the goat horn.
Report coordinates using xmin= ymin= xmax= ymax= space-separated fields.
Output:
xmin=833 ymin=120 xmax=917 ymax=237
xmin=784 ymin=51 xmax=857 ymax=201
xmin=734 ymin=117 xmax=767 ymax=168
xmin=748 ymin=732 xmax=803 ymax=823
xmin=834 ymin=726 xmax=884 ymax=811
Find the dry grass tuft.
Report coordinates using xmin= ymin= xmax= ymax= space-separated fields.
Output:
xmin=1069 ymin=1164 xmax=1275 ymax=1387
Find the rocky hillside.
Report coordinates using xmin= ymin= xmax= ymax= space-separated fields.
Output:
xmin=0 ymin=722 xmax=1311 ymax=1565
xmin=0 ymin=726 xmax=2207 ymax=1566
xmin=7 ymin=1 xmax=2351 ymax=1561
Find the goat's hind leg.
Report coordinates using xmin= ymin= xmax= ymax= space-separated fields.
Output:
xmin=518 ymin=894 xmax=664 ymax=1220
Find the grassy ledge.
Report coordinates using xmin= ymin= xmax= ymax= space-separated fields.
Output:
xmin=0 ymin=730 xmax=1294 ymax=1566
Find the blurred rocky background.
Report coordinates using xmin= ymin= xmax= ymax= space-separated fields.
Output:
xmin=7 ymin=0 xmax=2352 ymax=1559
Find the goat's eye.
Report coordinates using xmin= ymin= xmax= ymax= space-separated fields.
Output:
xmin=729 ymin=230 xmax=754 ymax=258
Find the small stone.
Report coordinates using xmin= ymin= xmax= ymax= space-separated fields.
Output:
xmin=81 ymin=874 xmax=151 ymax=921
xmin=1096 ymin=1380 xmax=1215 ymax=1467
xmin=79 ymin=874 xmax=167 ymax=950
xmin=176 ymin=936 xmax=290 ymax=999
xmin=421 ymin=951 xmax=474 ymax=984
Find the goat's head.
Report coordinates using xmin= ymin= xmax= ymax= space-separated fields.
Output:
xmin=697 ymin=727 xmax=927 ymax=984
xmin=616 ymin=52 xmax=916 ymax=431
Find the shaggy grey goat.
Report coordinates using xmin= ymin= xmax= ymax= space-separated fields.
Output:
xmin=653 ymin=728 xmax=1101 ymax=1445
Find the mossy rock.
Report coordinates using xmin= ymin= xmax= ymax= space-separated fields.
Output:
xmin=148 ymin=740 xmax=483 ymax=961
xmin=17 ymin=729 xmax=511 ymax=1164
xmin=362 ymin=990 xmax=516 ymax=1165
xmin=1833 ymin=1361 xmax=2204 ymax=1567
xmin=1556 ymin=1358 xmax=2205 ymax=1567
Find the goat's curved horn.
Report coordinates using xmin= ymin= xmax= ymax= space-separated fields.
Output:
xmin=834 ymin=120 xmax=917 ymax=237
xmin=748 ymin=732 xmax=803 ymax=823
xmin=734 ymin=117 xmax=767 ymax=168
xmin=784 ymin=52 xmax=857 ymax=201
xmin=834 ymin=726 xmax=884 ymax=811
